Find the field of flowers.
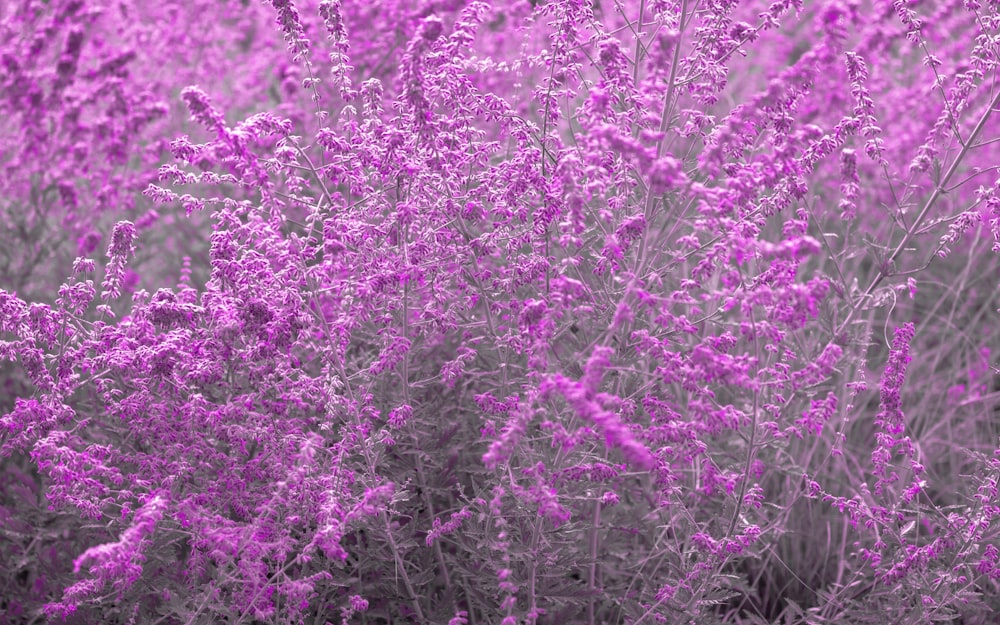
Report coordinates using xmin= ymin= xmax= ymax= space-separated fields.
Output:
xmin=2 ymin=0 xmax=1000 ymax=623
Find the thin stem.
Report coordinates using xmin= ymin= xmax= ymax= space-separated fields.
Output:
xmin=587 ymin=496 xmax=602 ymax=625
xmin=632 ymin=0 xmax=646 ymax=88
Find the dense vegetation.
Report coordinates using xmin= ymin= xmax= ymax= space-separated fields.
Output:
xmin=2 ymin=0 xmax=999 ymax=623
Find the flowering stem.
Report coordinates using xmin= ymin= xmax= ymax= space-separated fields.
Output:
xmin=837 ymin=87 xmax=1000 ymax=338
xmin=401 ymin=211 xmax=455 ymax=597
xmin=725 ymin=301 xmax=760 ymax=541
xmin=635 ymin=0 xmax=686 ymax=268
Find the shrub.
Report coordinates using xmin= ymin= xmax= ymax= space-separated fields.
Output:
xmin=2 ymin=0 xmax=1000 ymax=624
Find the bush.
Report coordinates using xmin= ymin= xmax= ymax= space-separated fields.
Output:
xmin=2 ymin=0 xmax=1000 ymax=624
